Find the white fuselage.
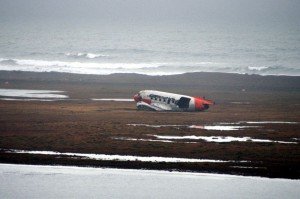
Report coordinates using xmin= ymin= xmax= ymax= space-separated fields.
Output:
xmin=137 ymin=90 xmax=196 ymax=111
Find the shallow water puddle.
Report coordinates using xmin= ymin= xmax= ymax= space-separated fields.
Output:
xmin=150 ymin=135 xmax=297 ymax=144
xmin=220 ymin=121 xmax=299 ymax=124
xmin=91 ymin=98 xmax=134 ymax=102
xmin=0 ymin=88 xmax=68 ymax=99
xmin=126 ymin=123 xmax=298 ymax=144
xmin=189 ymin=125 xmax=256 ymax=131
xmin=128 ymin=124 xmax=184 ymax=128
xmin=4 ymin=149 xmax=248 ymax=163
xmin=113 ymin=135 xmax=297 ymax=144
xmin=113 ymin=137 xmax=176 ymax=143
xmin=113 ymin=137 xmax=197 ymax=144
xmin=128 ymin=121 xmax=298 ymax=131
xmin=127 ymin=124 xmax=256 ymax=131
xmin=0 ymin=98 xmax=59 ymax=101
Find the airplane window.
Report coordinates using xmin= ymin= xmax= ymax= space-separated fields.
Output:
xmin=172 ymin=99 xmax=175 ymax=103
xmin=159 ymin=98 xmax=161 ymax=101
xmin=155 ymin=97 xmax=157 ymax=100
xmin=167 ymin=98 xmax=171 ymax=104
xmin=163 ymin=99 xmax=166 ymax=102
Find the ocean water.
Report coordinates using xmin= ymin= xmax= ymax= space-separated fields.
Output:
xmin=1 ymin=164 xmax=299 ymax=199
xmin=0 ymin=22 xmax=299 ymax=76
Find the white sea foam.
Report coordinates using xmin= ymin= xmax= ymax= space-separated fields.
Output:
xmin=0 ymin=89 xmax=68 ymax=99
xmin=4 ymin=57 xmax=296 ymax=76
xmin=150 ymin=135 xmax=297 ymax=144
xmin=65 ymin=52 xmax=109 ymax=59
xmin=248 ymin=66 xmax=270 ymax=71
xmin=5 ymin=149 xmax=245 ymax=163
xmin=91 ymin=98 xmax=134 ymax=102
xmin=0 ymin=57 xmax=299 ymax=76
xmin=0 ymin=58 xmax=182 ymax=75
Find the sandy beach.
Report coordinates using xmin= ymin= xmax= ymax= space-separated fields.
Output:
xmin=0 ymin=71 xmax=299 ymax=179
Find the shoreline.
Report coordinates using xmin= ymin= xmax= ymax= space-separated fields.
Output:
xmin=1 ymin=69 xmax=300 ymax=77
xmin=1 ymin=162 xmax=299 ymax=181
xmin=0 ymin=151 xmax=297 ymax=180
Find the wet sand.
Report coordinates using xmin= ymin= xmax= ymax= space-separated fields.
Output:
xmin=0 ymin=71 xmax=299 ymax=179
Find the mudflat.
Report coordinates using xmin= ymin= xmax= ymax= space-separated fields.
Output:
xmin=0 ymin=71 xmax=299 ymax=179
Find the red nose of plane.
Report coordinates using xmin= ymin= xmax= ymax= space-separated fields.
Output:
xmin=194 ymin=97 xmax=214 ymax=111
xmin=133 ymin=94 xmax=142 ymax=102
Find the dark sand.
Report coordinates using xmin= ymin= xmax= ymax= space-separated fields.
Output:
xmin=0 ymin=71 xmax=299 ymax=178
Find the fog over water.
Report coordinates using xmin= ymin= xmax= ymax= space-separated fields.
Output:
xmin=0 ymin=0 xmax=299 ymax=76
xmin=1 ymin=0 xmax=299 ymax=25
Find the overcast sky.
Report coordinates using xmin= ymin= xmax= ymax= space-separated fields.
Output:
xmin=1 ymin=0 xmax=299 ymax=27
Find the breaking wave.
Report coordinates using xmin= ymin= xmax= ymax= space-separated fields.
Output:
xmin=64 ymin=52 xmax=109 ymax=59
xmin=0 ymin=58 xmax=299 ymax=76
xmin=246 ymin=65 xmax=300 ymax=76
xmin=0 ymin=58 xmax=18 ymax=65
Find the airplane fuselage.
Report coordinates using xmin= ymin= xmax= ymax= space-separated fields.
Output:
xmin=133 ymin=90 xmax=213 ymax=112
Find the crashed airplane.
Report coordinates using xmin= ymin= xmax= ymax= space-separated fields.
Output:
xmin=133 ymin=90 xmax=214 ymax=111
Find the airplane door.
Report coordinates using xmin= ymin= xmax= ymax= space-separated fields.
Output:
xmin=177 ymin=97 xmax=191 ymax=109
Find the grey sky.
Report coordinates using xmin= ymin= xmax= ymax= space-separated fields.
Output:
xmin=0 ymin=0 xmax=299 ymax=26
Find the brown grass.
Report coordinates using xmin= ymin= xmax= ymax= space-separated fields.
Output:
xmin=0 ymin=71 xmax=299 ymax=178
